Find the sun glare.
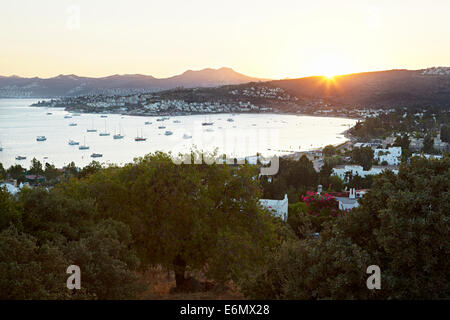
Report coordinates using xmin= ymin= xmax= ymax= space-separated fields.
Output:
xmin=307 ymin=53 xmax=354 ymax=79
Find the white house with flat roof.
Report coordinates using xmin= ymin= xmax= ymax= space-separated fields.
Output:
xmin=332 ymin=165 xmax=399 ymax=181
xmin=259 ymin=194 xmax=288 ymax=221
xmin=374 ymin=147 xmax=402 ymax=165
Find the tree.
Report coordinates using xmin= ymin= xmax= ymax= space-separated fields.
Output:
xmin=63 ymin=161 xmax=78 ymax=177
xmin=323 ymin=145 xmax=336 ymax=157
xmin=44 ymin=163 xmax=60 ymax=182
xmin=4 ymin=187 xmax=145 ymax=299
xmin=261 ymin=156 xmax=318 ymax=203
xmin=78 ymin=161 xmax=103 ymax=179
xmin=328 ymin=175 xmax=344 ymax=192
xmin=441 ymin=125 xmax=449 ymax=143
xmin=0 ymin=163 xmax=6 ymax=180
xmin=6 ymin=164 xmax=25 ymax=183
xmin=352 ymin=147 xmax=374 ymax=170
xmin=0 ymin=187 xmax=21 ymax=230
xmin=0 ymin=226 xmax=70 ymax=299
xmin=57 ymin=151 xmax=279 ymax=290
xmin=422 ymin=134 xmax=435 ymax=154
xmin=29 ymin=158 xmax=44 ymax=176
xmin=65 ymin=219 xmax=145 ymax=299
xmin=393 ymin=134 xmax=410 ymax=150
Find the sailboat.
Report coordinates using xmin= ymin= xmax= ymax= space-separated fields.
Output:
xmin=135 ymin=129 xmax=147 ymax=141
xmin=202 ymin=115 xmax=214 ymax=126
xmin=68 ymin=140 xmax=79 ymax=145
xmin=0 ymin=142 xmax=3 ymax=151
xmin=87 ymin=119 xmax=97 ymax=132
xmin=99 ymin=121 xmax=110 ymax=136
xmin=90 ymin=153 xmax=103 ymax=158
xmin=78 ymin=136 xmax=89 ymax=150
xmin=113 ymin=125 xmax=124 ymax=139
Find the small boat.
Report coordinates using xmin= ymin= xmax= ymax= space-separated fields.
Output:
xmin=202 ymin=122 xmax=214 ymax=126
xmin=46 ymin=112 xmax=52 ymax=115
xmin=144 ymin=121 xmax=152 ymax=125
xmin=135 ymin=129 xmax=147 ymax=141
xmin=113 ymin=125 xmax=124 ymax=139
xmin=79 ymin=137 xmax=89 ymax=150
xmin=156 ymin=118 xmax=165 ymax=122
xmin=69 ymin=123 xmax=77 ymax=126
xmin=158 ymin=126 xmax=166 ymax=129
xmin=72 ymin=113 xmax=81 ymax=116
xmin=100 ymin=115 xmax=108 ymax=118
xmin=99 ymin=121 xmax=110 ymax=136
xmin=173 ymin=120 xmax=181 ymax=123
xmin=64 ymin=115 xmax=72 ymax=119
xmin=16 ymin=156 xmax=26 ymax=160
xmin=87 ymin=120 xmax=97 ymax=132
xmin=36 ymin=136 xmax=47 ymax=141
xmin=183 ymin=134 xmax=192 ymax=139
xmin=90 ymin=153 xmax=103 ymax=158
xmin=205 ymin=128 xmax=214 ymax=132
xmin=68 ymin=140 xmax=79 ymax=145
xmin=227 ymin=118 xmax=234 ymax=122
xmin=164 ymin=131 xmax=173 ymax=136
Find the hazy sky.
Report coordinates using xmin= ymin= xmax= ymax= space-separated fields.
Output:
xmin=1 ymin=0 xmax=450 ymax=79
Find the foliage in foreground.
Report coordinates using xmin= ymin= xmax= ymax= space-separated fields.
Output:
xmin=241 ymin=157 xmax=450 ymax=299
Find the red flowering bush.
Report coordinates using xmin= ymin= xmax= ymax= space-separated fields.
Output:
xmin=300 ymin=191 xmax=343 ymax=231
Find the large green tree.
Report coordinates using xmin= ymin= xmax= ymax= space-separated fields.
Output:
xmin=352 ymin=146 xmax=374 ymax=170
xmin=57 ymin=151 xmax=279 ymax=289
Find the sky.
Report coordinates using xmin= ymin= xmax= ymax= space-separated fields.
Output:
xmin=1 ymin=0 xmax=450 ymax=79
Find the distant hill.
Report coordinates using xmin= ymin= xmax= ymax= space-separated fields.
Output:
xmin=270 ymin=68 xmax=450 ymax=108
xmin=0 ymin=67 xmax=267 ymax=98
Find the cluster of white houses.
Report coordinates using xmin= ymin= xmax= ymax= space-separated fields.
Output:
xmin=258 ymin=186 xmax=370 ymax=222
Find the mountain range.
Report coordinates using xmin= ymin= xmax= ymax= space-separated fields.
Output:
xmin=2 ymin=67 xmax=450 ymax=108
xmin=271 ymin=68 xmax=450 ymax=108
xmin=0 ymin=67 xmax=266 ymax=98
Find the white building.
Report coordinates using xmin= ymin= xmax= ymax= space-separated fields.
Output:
xmin=332 ymin=165 xmax=399 ymax=181
xmin=412 ymin=153 xmax=443 ymax=160
xmin=0 ymin=181 xmax=28 ymax=195
xmin=335 ymin=189 xmax=358 ymax=210
xmin=374 ymin=147 xmax=402 ymax=165
xmin=259 ymin=194 xmax=288 ymax=221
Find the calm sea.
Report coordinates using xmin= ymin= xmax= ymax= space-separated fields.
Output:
xmin=0 ymin=99 xmax=357 ymax=168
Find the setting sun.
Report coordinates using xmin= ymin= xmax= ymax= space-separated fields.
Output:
xmin=306 ymin=52 xmax=355 ymax=78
